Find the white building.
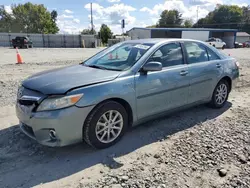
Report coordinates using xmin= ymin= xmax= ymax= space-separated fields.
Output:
xmin=127 ymin=27 xmax=238 ymax=48
xmin=236 ymin=32 xmax=250 ymax=43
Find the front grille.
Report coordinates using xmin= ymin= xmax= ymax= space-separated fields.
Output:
xmin=22 ymin=123 xmax=35 ymax=137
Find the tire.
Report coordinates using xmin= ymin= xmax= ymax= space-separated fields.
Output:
xmin=83 ymin=101 xmax=128 ymax=149
xmin=222 ymin=45 xmax=225 ymax=50
xmin=213 ymin=44 xmax=216 ymax=48
xmin=29 ymin=45 xmax=33 ymax=48
xmin=13 ymin=46 xmax=16 ymax=49
xmin=209 ymin=80 xmax=229 ymax=108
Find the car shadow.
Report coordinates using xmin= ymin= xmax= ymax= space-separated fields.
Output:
xmin=0 ymin=102 xmax=232 ymax=188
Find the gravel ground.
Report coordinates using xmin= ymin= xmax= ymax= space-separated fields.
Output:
xmin=0 ymin=48 xmax=249 ymax=188
xmin=0 ymin=47 xmax=104 ymax=65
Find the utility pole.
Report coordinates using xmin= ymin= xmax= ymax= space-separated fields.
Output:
xmin=196 ymin=6 xmax=199 ymax=27
xmin=90 ymin=2 xmax=94 ymax=34
xmin=197 ymin=6 xmax=199 ymax=22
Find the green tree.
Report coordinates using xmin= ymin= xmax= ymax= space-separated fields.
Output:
xmin=146 ymin=25 xmax=157 ymax=28
xmin=0 ymin=3 xmax=59 ymax=33
xmin=157 ymin=10 xmax=183 ymax=28
xmin=0 ymin=5 xmax=14 ymax=32
xmin=81 ymin=28 xmax=96 ymax=35
xmin=99 ymin=24 xmax=112 ymax=44
xmin=194 ymin=5 xmax=243 ymax=29
xmin=241 ymin=6 xmax=250 ymax=33
xmin=184 ymin=19 xmax=193 ymax=28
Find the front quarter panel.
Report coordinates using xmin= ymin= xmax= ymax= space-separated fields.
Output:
xmin=68 ymin=75 xmax=137 ymax=122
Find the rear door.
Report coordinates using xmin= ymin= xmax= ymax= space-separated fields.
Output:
xmin=183 ymin=41 xmax=222 ymax=104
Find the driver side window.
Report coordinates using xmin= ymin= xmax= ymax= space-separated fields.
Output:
xmin=148 ymin=43 xmax=184 ymax=68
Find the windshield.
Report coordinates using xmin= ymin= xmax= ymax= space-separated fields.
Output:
xmin=83 ymin=42 xmax=154 ymax=71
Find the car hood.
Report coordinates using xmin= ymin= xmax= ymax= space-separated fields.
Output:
xmin=22 ymin=64 xmax=120 ymax=95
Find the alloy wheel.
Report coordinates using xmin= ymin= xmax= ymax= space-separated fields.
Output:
xmin=215 ymin=83 xmax=227 ymax=105
xmin=95 ymin=110 xmax=123 ymax=144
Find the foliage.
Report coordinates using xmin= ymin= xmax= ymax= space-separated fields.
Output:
xmin=193 ymin=5 xmax=244 ymax=29
xmin=146 ymin=25 xmax=157 ymax=28
xmin=81 ymin=29 xmax=96 ymax=35
xmin=157 ymin=10 xmax=183 ymax=28
xmin=99 ymin=24 xmax=112 ymax=44
xmin=0 ymin=3 xmax=59 ymax=33
xmin=184 ymin=19 xmax=193 ymax=28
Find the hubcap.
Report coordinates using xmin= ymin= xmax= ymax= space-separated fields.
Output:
xmin=95 ymin=110 xmax=123 ymax=144
xmin=215 ymin=83 xmax=227 ymax=105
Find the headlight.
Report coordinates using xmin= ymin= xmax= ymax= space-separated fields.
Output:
xmin=37 ymin=94 xmax=83 ymax=111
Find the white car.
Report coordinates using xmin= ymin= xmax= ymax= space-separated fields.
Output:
xmin=206 ymin=38 xmax=226 ymax=49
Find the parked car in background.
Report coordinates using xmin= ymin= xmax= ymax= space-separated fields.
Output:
xmin=12 ymin=36 xmax=33 ymax=49
xmin=234 ymin=41 xmax=243 ymax=48
xmin=16 ymin=39 xmax=239 ymax=149
xmin=243 ymin=41 xmax=250 ymax=48
xmin=206 ymin=37 xmax=226 ymax=49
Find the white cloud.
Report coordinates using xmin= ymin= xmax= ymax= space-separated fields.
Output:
xmin=64 ymin=9 xmax=73 ymax=14
xmin=84 ymin=3 xmax=136 ymax=25
xmin=4 ymin=5 xmax=12 ymax=14
xmin=84 ymin=3 xmax=104 ymax=11
xmin=107 ymin=0 xmax=121 ymax=2
xmin=73 ymin=18 xmax=80 ymax=24
xmin=58 ymin=14 xmax=74 ymax=19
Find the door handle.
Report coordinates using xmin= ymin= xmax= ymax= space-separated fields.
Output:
xmin=216 ymin=63 xmax=221 ymax=68
xmin=180 ymin=70 xmax=188 ymax=76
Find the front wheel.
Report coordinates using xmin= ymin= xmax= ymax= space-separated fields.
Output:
xmin=83 ymin=101 xmax=128 ymax=149
xmin=209 ymin=80 xmax=229 ymax=108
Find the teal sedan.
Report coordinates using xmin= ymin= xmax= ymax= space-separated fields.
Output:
xmin=16 ymin=39 xmax=239 ymax=149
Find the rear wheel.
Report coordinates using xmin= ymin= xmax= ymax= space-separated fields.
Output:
xmin=222 ymin=45 xmax=225 ymax=50
xmin=209 ymin=80 xmax=229 ymax=108
xmin=83 ymin=101 xmax=128 ymax=149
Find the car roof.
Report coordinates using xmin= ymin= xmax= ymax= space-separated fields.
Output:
xmin=123 ymin=38 xmax=207 ymax=45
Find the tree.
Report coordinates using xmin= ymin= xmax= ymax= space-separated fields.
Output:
xmin=194 ymin=5 xmax=243 ymax=29
xmin=81 ymin=29 xmax=96 ymax=35
xmin=146 ymin=25 xmax=157 ymax=28
xmin=241 ymin=6 xmax=250 ymax=33
xmin=184 ymin=19 xmax=193 ymax=28
xmin=0 ymin=3 xmax=59 ymax=33
xmin=157 ymin=10 xmax=183 ymax=28
xmin=99 ymin=24 xmax=112 ymax=44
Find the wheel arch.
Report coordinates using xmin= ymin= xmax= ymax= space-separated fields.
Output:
xmin=219 ymin=76 xmax=232 ymax=92
xmin=84 ymin=98 xmax=134 ymax=128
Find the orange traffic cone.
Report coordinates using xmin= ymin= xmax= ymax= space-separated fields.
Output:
xmin=16 ymin=47 xmax=24 ymax=64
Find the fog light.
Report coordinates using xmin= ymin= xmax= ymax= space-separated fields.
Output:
xmin=49 ymin=130 xmax=57 ymax=140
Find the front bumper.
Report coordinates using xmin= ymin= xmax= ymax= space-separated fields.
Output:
xmin=16 ymin=104 xmax=94 ymax=147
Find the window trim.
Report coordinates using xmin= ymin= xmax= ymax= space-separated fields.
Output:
xmin=182 ymin=41 xmax=211 ymax=64
xmin=205 ymin=46 xmax=221 ymax=61
xmin=142 ymin=42 xmax=186 ymax=70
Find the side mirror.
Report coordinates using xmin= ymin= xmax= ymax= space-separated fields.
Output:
xmin=141 ymin=61 xmax=162 ymax=72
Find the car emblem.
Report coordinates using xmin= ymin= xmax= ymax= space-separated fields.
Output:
xmin=17 ymin=86 xmax=24 ymax=99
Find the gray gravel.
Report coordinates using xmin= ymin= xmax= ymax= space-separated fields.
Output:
xmin=0 ymin=48 xmax=250 ymax=188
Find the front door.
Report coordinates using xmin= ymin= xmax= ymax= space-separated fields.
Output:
xmin=135 ymin=42 xmax=189 ymax=120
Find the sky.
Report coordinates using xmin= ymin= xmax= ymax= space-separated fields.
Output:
xmin=2 ymin=0 xmax=249 ymax=34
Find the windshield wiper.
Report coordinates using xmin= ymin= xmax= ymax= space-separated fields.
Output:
xmin=85 ymin=64 xmax=107 ymax=70
xmin=85 ymin=64 xmax=122 ymax=71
